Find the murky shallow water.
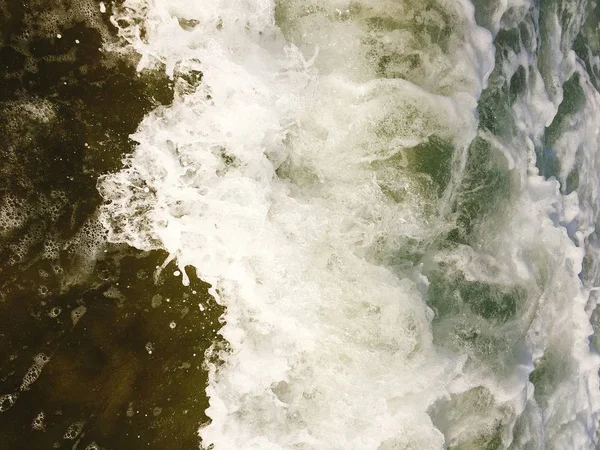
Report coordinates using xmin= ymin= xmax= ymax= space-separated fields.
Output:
xmin=0 ymin=1 xmax=221 ymax=448
xmin=4 ymin=0 xmax=600 ymax=449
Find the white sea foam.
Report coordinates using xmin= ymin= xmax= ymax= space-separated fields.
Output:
xmin=99 ymin=0 xmax=600 ymax=448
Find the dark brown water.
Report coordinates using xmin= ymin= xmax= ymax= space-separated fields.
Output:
xmin=0 ymin=1 xmax=222 ymax=448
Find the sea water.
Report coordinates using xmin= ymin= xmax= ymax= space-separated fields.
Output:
xmin=98 ymin=0 xmax=600 ymax=448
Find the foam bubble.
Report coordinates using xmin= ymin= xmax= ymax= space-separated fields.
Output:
xmin=63 ymin=421 xmax=84 ymax=440
xmin=71 ymin=305 xmax=87 ymax=326
xmin=20 ymin=353 xmax=50 ymax=391
xmin=0 ymin=195 xmax=29 ymax=238
xmin=151 ymin=294 xmax=163 ymax=308
xmin=0 ymin=393 xmax=19 ymax=413
xmin=32 ymin=411 xmax=46 ymax=431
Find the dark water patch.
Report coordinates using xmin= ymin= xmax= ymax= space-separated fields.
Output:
xmin=372 ymin=135 xmax=454 ymax=200
xmin=509 ymin=65 xmax=527 ymax=104
xmin=423 ymin=260 xmax=529 ymax=378
xmin=403 ymin=136 xmax=454 ymax=197
xmin=538 ymin=0 xmax=591 ymax=102
xmin=477 ymin=12 xmax=538 ymax=138
xmin=573 ymin=2 xmax=600 ymax=92
xmin=564 ymin=165 xmax=580 ymax=195
xmin=428 ymin=272 xmax=524 ymax=324
xmin=472 ymin=0 xmax=501 ymax=31
xmin=449 ymin=137 xmax=515 ymax=244
xmin=0 ymin=249 xmax=223 ymax=449
xmin=535 ymin=145 xmax=561 ymax=185
xmin=434 ymin=9 xmax=528 ymax=276
xmin=538 ymin=73 xmax=585 ymax=188
xmin=0 ymin=1 xmax=222 ymax=448
xmin=544 ymin=73 xmax=586 ymax=147
xmin=580 ymin=244 xmax=600 ymax=287
xmin=477 ymin=79 xmax=514 ymax=138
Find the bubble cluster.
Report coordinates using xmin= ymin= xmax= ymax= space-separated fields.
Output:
xmin=32 ymin=411 xmax=46 ymax=431
xmin=52 ymin=264 xmax=64 ymax=275
xmin=0 ymin=195 xmax=29 ymax=237
xmin=20 ymin=100 xmax=56 ymax=124
xmin=65 ymin=218 xmax=108 ymax=261
xmin=145 ymin=342 xmax=154 ymax=354
xmin=40 ymin=191 xmax=69 ymax=222
xmin=42 ymin=238 xmax=61 ymax=260
xmin=63 ymin=421 xmax=84 ymax=440
xmin=85 ymin=442 xmax=103 ymax=450
xmin=0 ymin=393 xmax=19 ymax=413
xmin=20 ymin=353 xmax=50 ymax=391
xmin=38 ymin=285 xmax=50 ymax=297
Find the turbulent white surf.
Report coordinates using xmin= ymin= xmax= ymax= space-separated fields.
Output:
xmin=98 ymin=0 xmax=600 ymax=448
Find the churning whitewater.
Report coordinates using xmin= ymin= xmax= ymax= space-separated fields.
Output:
xmin=98 ymin=0 xmax=600 ymax=448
